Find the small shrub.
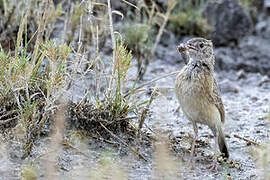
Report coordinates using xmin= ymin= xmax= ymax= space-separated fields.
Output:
xmin=0 ymin=36 xmax=70 ymax=156
xmin=122 ymin=23 xmax=153 ymax=57
xmin=168 ymin=1 xmax=211 ymax=37
xmin=0 ymin=1 xmax=64 ymax=52
xmin=70 ymin=40 xmax=140 ymax=138
xmin=121 ymin=22 xmax=154 ymax=79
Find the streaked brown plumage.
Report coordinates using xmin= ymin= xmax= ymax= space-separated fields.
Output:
xmin=175 ymin=37 xmax=229 ymax=167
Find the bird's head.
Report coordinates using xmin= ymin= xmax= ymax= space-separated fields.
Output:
xmin=178 ymin=38 xmax=215 ymax=68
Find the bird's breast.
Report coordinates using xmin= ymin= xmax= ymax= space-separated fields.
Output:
xmin=175 ymin=72 xmax=220 ymax=127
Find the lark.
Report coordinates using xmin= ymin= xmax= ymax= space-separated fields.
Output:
xmin=175 ymin=37 xmax=229 ymax=168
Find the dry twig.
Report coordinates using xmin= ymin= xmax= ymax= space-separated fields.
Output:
xmin=62 ymin=140 xmax=90 ymax=158
xmin=121 ymin=0 xmax=139 ymax=10
xmin=234 ymin=134 xmax=260 ymax=146
xmin=138 ymin=87 xmax=158 ymax=132
xmin=99 ymin=122 xmax=147 ymax=161
xmin=124 ymin=71 xmax=180 ymax=98
xmin=151 ymin=0 xmax=177 ymax=55
xmin=107 ymin=0 xmax=116 ymax=90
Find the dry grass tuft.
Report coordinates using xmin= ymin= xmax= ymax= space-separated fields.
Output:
xmin=0 ymin=2 xmax=70 ymax=156
xmin=69 ymin=100 xmax=132 ymax=139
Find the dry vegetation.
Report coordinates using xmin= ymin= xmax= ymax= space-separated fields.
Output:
xmin=0 ymin=0 xmax=268 ymax=179
xmin=0 ymin=0 xmax=176 ymax=178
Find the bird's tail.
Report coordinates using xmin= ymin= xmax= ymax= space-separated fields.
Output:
xmin=218 ymin=126 xmax=229 ymax=158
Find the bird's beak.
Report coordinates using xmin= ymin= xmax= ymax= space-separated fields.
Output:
xmin=178 ymin=43 xmax=198 ymax=54
xmin=186 ymin=44 xmax=197 ymax=51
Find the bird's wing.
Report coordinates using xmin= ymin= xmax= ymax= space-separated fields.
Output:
xmin=211 ymin=78 xmax=225 ymax=123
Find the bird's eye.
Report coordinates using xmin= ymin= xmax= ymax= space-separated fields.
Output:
xmin=199 ymin=43 xmax=204 ymax=48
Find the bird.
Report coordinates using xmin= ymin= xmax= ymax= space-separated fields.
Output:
xmin=175 ymin=37 xmax=229 ymax=169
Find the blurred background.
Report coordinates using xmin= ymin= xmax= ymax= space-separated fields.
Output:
xmin=1 ymin=0 xmax=270 ymax=77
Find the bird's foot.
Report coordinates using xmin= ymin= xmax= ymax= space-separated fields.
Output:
xmin=206 ymin=156 xmax=218 ymax=171
xmin=207 ymin=162 xmax=218 ymax=171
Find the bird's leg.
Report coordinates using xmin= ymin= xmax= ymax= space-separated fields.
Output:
xmin=189 ymin=123 xmax=198 ymax=169
xmin=208 ymin=131 xmax=219 ymax=171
